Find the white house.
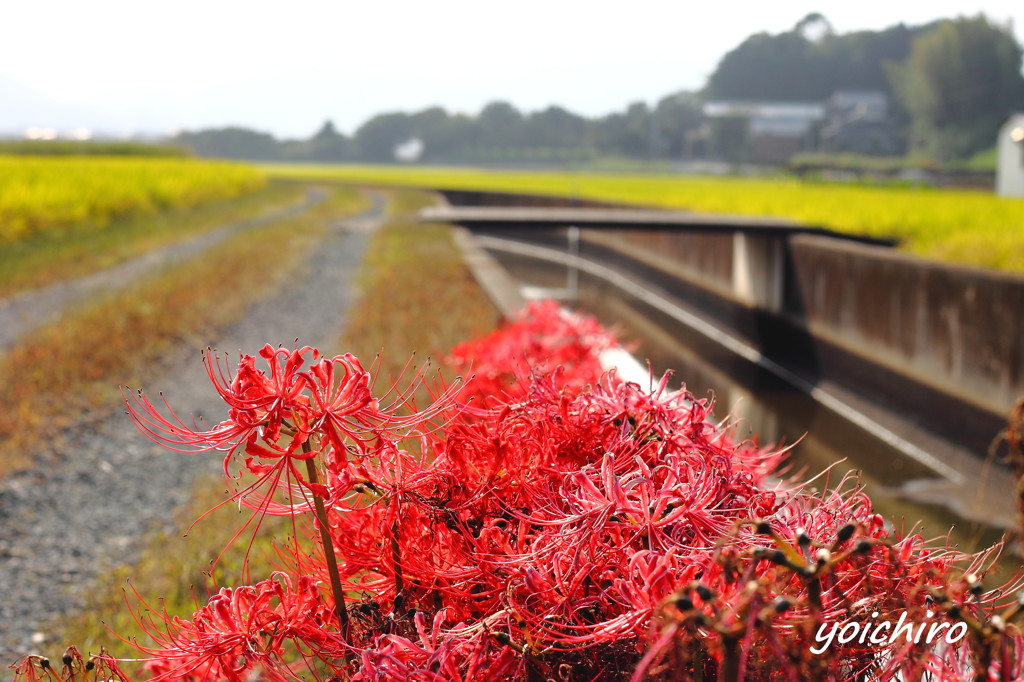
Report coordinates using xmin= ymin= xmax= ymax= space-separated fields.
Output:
xmin=996 ymin=113 xmax=1024 ymax=197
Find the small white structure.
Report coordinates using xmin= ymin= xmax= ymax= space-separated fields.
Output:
xmin=393 ymin=137 xmax=424 ymax=163
xmin=996 ymin=113 xmax=1024 ymax=197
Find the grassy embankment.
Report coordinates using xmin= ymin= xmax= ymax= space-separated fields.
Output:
xmin=43 ymin=189 xmax=497 ymax=659
xmin=262 ymin=163 xmax=1024 ymax=274
xmin=0 ymin=183 xmax=308 ymax=297
xmin=0 ymin=185 xmax=369 ymax=476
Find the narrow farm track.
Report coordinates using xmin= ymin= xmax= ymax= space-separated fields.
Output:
xmin=0 ymin=191 xmax=386 ymax=660
xmin=0 ymin=188 xmax=327 ymax=352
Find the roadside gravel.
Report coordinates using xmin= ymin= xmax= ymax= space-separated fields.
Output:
xmin=0 ymin=191 xmax=385 ymax=660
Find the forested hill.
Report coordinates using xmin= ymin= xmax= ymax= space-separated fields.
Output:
xmin=705 ymin=15 xmax=922 ymax=101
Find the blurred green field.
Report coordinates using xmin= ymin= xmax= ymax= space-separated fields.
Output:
xmin=263 ymin=163 xmax=1024 ymax=273
xmin=0 ymin=156 xmax=265 ymax=243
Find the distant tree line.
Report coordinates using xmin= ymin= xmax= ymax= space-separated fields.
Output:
xmin=174 ymin=94 xmax=704 ymax=165
xmin=174 ymin=13 xmax=1024 ymax=164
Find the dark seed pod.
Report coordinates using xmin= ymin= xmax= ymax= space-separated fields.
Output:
xmin=695 ymin=584 xmax=714 ymax=601
xmin=675 ymin=597 xmax=694 ymax=611
xmin=767 ymin=549 xmax=789 ymax=566
xmin=970 ymin=583 xmax=984 ymax=598
xmin=85 ymin=661 xmax=95 ymax=672
xmin=755 ymin=520 xmax=773 ymax=535
xmin=62 ymin=654 xmax=74 ymax=666
xmin=796 ymin=529 xmax=811 ymax=547
xmin=40 ymin=659 xmax=50 ymax=669
xmin=948 ymin=605 xmax=962 ymax=620
xmin=495 ymin=632 xmax=512 ymax=645
xmin=855 ymin=540 xmax=873 ymax=555
xmin=836 ymin=523 xmax=856 ymax=545
xmin=773 ymin=596 xmax=793 ymax=613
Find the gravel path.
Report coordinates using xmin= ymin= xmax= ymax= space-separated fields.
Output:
xmin=0 ymin=191 xmax=386 ymax=660
xmin=0 ymin=189 xmax=326 ymax=353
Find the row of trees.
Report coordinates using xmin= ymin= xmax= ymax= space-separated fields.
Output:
xmin=174 ymin=94 xmax=704 ymax=165
xmin=175 ymin=14 xmax=1024 ymax=164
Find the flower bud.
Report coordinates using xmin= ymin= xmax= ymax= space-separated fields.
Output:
xmin=796 ymin=529 xmax=811 ymax=547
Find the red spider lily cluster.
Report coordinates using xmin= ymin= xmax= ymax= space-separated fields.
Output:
xmin=14 ymin=301 xmax=1024 ymax=681
xmin=444 ymin=300 xmax=618 ymax=406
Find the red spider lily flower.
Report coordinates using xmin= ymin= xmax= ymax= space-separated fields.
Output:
xmin=124 ymin=345 xmax=387 ymax=513
xmin=133 ymin=573 xmax=344 ymax=682
xmin=125 ymin=344 xmax=324 ymax=459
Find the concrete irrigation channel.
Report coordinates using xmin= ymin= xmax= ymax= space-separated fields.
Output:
xmin=433 ymin=189 xmax=1022 ymax=557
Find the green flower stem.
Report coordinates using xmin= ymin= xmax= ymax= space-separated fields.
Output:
xmin=303 ymin=446 xmax=350 ymax=640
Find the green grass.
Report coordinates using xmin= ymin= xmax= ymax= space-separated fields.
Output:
xmin=789 ymin=152 xmax=945 ymax=173
xmin=44 ymin=189 xmax=497 ymax=661
xmin=0 ymin=140 xmax=189 ymax=157
xmin=262 ymin=163 xmax=1024 ymax=273
xmin=791 ymin=149 xmax=1000 ymax=174
xmin=958 ymin=146 xmax=999 ymax=172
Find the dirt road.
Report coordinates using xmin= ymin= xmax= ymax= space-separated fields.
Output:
xmin=0 ymin=190 xmax=386 ymax=659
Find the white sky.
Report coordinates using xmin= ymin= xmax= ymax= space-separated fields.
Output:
xmin=1 ymin=0 xmax=1022 ymax=138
